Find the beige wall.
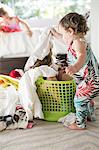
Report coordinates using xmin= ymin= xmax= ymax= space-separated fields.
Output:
xmin=91 ymin=0 xmax=99 ymax=62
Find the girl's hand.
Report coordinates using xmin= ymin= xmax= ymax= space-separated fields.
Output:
xmin=50 ymin=27 xmax=62 ymax=38
xmin=65 ymin=66 xmax=77 ymax=76
xmin=27 ymin=30 xmax=33 ymax=37
xmin=50 ymin=28 xmax=57 ymax=36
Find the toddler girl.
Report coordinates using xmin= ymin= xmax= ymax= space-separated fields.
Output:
xmin=51 ymin=12 xmax=99 ymax=130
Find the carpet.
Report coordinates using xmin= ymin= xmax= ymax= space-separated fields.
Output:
xmin=0 ymin=98 xmax=99 ymax=150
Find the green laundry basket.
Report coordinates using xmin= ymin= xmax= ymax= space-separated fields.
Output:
xmin=36 ymin=77 xmax=76 ymax=121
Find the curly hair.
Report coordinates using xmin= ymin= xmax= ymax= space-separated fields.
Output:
xmin=59 ymin=12 xmax=89 ymax=35
xmin=0 ymin=7 xmax=8 ymax=17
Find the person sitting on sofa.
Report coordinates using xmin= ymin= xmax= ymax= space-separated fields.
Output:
xmin=0 ymin=7 xmax=32 ymax=37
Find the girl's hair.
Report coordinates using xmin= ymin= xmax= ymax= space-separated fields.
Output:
xmin=59 ymin=12 xmax=89 ymax=35
xmin=0 ymin=7 xmax=8 ymax=17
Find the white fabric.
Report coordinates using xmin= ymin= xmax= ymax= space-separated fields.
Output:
xmin=0 ymin=86 xmax=18 ymax=116
xmin=0 ymin=31 xmax=35 ymax=57
xmin=24 ymin=27 xmax=68 ymax=71
xmin=51 ymin=37 xmax=67 ymax=56
xmin=58 ymin=112 xmax=76 ymax=127
xmin=24 ymin=28 xmax=52 ymax=71
xmin=18 ymin=65 xmax=57 ymax=120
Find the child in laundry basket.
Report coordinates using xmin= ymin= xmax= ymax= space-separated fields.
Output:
xmin=50 ymin=12 xmax=99 ymax=130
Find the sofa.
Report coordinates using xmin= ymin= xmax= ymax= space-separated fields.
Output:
xmin=0 ymin=18 xmax=59 ymax=74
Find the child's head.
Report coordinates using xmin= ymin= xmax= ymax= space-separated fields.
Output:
xmin=58 ymin=12 xmax=89 ymax=44
xmin=0 ymin=7 xmax=9 ymax=18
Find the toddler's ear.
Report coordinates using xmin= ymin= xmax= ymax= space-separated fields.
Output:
xmin=68 ymin=28 xmax=74 ymax=35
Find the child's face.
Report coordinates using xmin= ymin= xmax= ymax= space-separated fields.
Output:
xmin=58 ymin=24 xmax=74 ymax=45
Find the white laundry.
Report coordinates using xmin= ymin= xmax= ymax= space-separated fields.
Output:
xmin=0 ymin=86 xmax=18 ymax=116
xmin=24 ymin=27 xmax=67 ymax=71
xmin=58 ymin=112 xmax=76 ymax=127
xmin=18 ymin=65 xmax=57 ymax=120
xmin=24 ymin=27 xmax=52 ymax=71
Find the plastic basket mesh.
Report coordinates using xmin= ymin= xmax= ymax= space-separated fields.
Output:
xmin=36 ymin=77 xmax=76 ymax=121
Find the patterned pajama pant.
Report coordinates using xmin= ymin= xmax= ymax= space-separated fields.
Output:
xmin=74 ymin=94 xmax=96 ymax=128
xmin=72 ymin=71 xmax=99 ymax=128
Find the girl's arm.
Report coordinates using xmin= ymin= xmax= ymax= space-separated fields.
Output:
xmin=18 ymin=17 xmax=32 ymax=37
xmin=73 ymin=40 xmax=87 ymax=71
xmin=65 ymin=40 xmax=87 ymax=75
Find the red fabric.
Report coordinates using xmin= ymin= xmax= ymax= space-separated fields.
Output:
xmin=9 ymin=70 xmax=22 ymax=78
xmin=0 ymin=25 xmax=21 ymax=32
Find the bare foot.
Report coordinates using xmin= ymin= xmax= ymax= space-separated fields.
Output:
xmin=68 ymin=123 xmax=86 ymax=130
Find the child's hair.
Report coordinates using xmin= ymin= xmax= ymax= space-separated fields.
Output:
xmin=59 ymin=12 xmax=89 ymax=35
xmin=0 ymin=7 xmax=8 ymax=17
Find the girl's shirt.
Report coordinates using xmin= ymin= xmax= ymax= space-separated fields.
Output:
xmin=67 ymin=41 xmax=99 ymax=78
xmin=5 ymin=17 xmax=21 ymax=30
xmin=0 ymin=17 xmax=21 ymax=32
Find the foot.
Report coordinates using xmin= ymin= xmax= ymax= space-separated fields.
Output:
xmin=68 ymin=123 xmax=86 ymax=130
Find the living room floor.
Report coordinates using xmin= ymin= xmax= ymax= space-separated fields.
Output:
xmin=0 ymin=97 xmax=99 ymax=150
